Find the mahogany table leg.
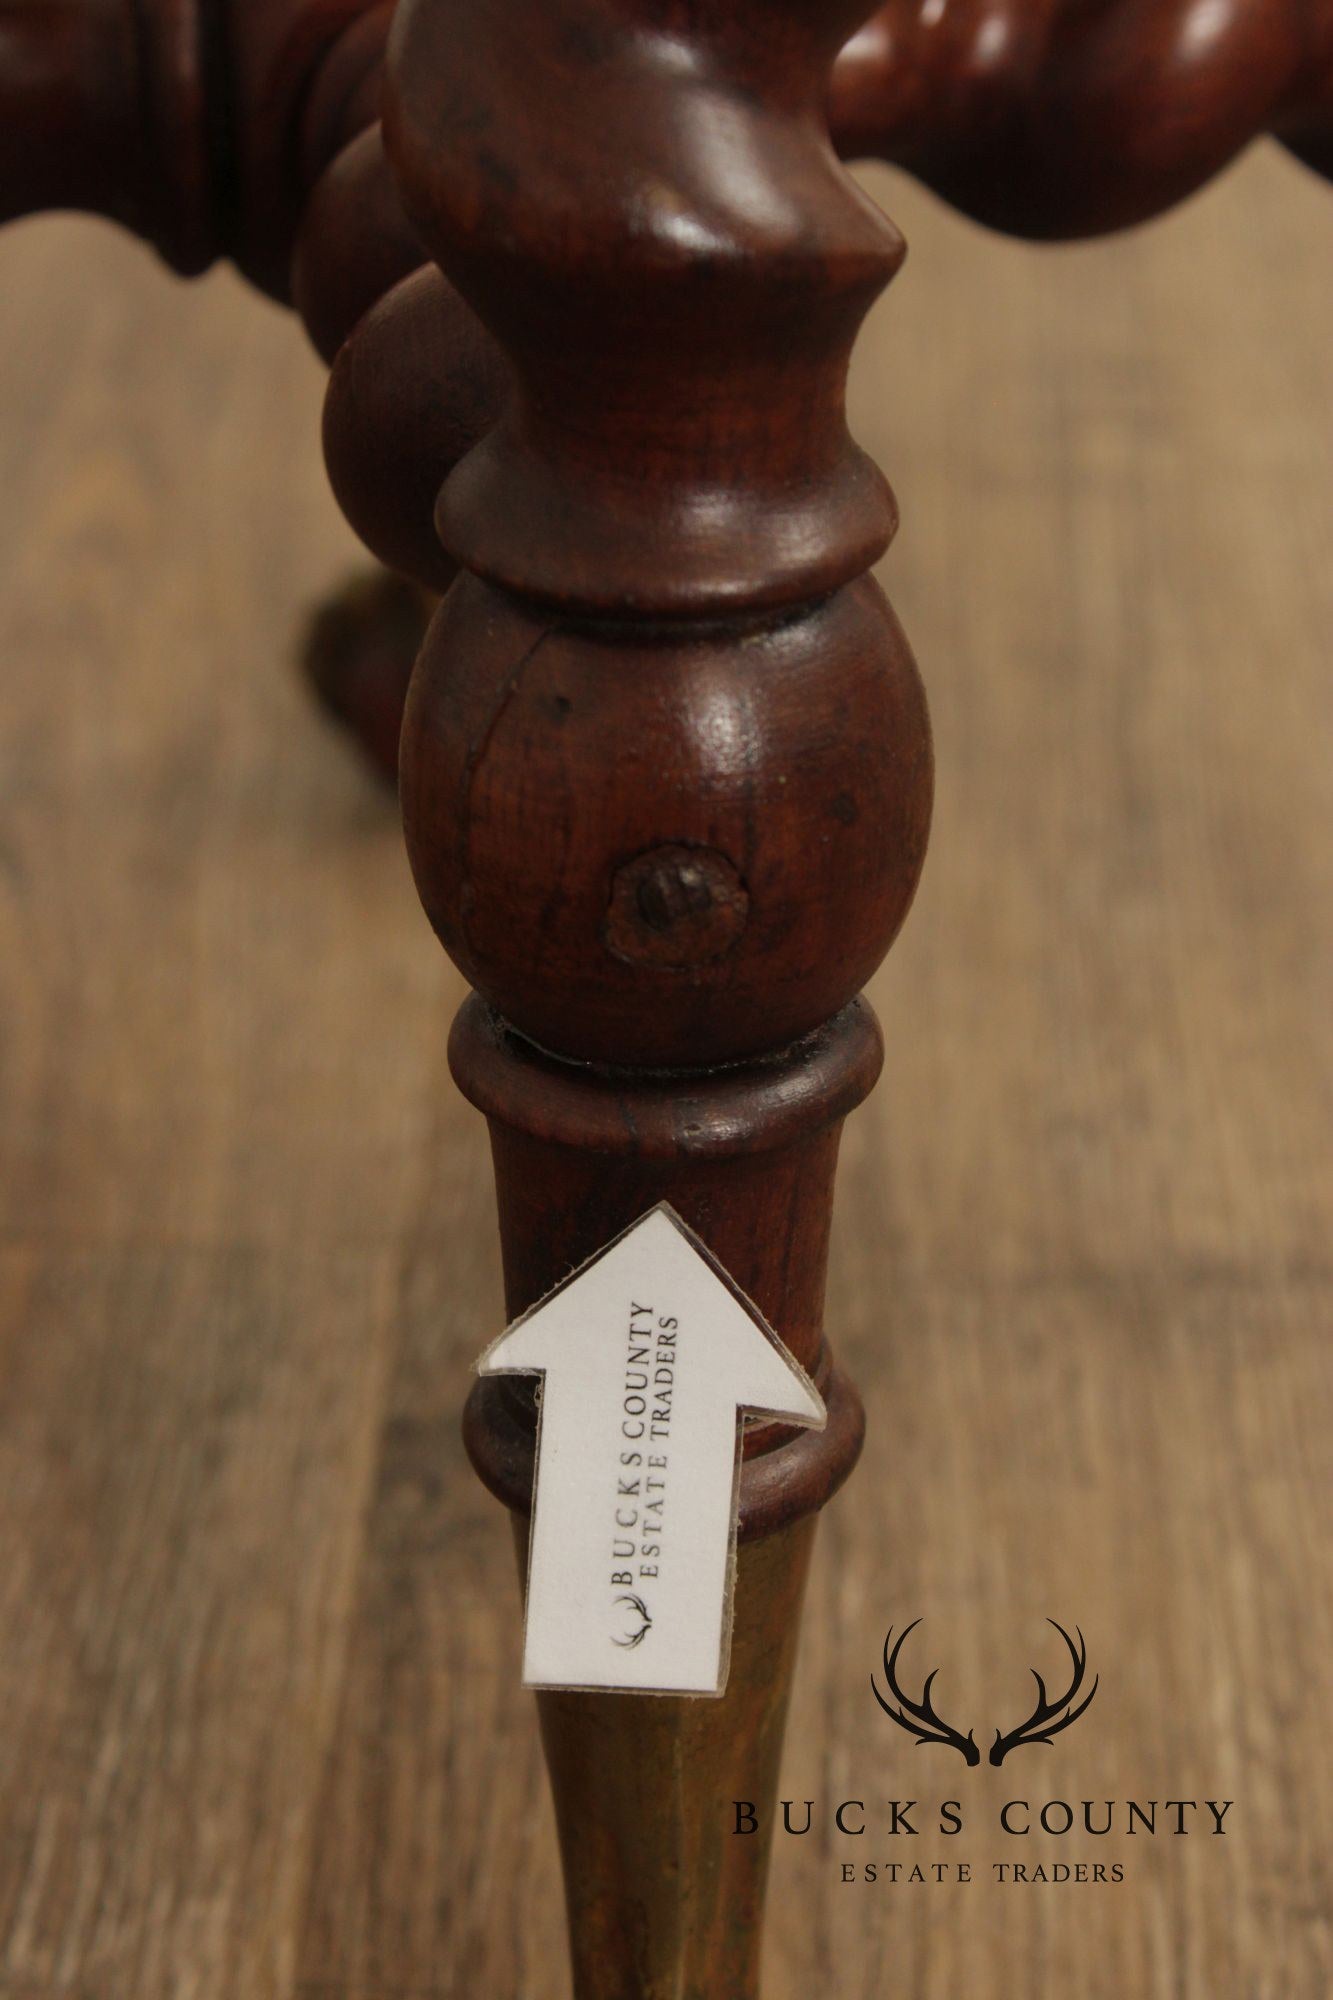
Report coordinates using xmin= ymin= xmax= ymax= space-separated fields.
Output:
xmin=382 ymin=0 xmax=932 ymax=1989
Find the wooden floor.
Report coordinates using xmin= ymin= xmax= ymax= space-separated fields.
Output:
xmin=0 ymin=144 xmax=1329 ymax=1998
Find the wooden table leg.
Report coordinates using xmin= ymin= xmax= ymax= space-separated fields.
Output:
xmin=382 ymin=0 xmax=932 ymax=1989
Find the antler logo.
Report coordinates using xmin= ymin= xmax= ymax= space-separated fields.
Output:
xmin=989 ymin=1620 xmax=1098 ymax=1766
xmin=872 ymin=1622 xmax=980 ymax=1765
xmin=612 ymin=1593 xmax=653 ymax=1649
xmin=872 ymin=1619 xmax=1098 ymax=1768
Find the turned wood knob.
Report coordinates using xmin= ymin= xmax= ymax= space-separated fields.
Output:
xmin=402 ymin=577 xmax=930 ymax=1068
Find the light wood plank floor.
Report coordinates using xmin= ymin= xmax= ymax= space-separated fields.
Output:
xmin=0 ymin=142 xmax=1329 ymax=1997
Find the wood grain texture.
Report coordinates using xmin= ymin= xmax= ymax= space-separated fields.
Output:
xmin=0 ymin=138 xmax=1330 ymax=1997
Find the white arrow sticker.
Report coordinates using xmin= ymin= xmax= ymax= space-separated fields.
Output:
xmin=477 ymin=1203 xmax=825 ymax=1696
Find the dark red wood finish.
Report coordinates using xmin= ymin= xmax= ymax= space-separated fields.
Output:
xmin=4 ymin=1 xmax=1333 ymax=1991
xmin=382 ymin=1 xmax=929 ymax=1989
xmin=4 ymin=2 xmax=1330 ymax=753
xmin=0 ymin=0 xmax=392 ymax=297
xmin=833 ymin=0 xmax=1333 ymax=235
xmin=320 ymin=0 xmax=1333 ymax=640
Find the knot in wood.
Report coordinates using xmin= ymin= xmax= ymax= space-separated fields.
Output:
xmin=605 ymin=846 xmax=749 ymax=970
